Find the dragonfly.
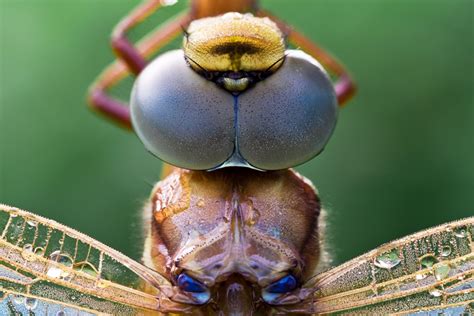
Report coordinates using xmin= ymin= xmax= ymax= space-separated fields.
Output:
xmin=1 ymin=0 xmax=473 ymax=315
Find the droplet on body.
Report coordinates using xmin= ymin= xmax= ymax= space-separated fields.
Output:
xmin=196 ymin=199 xmax=205 ymax=207
xmin=245 ymin=206 xmax=260 ymax=226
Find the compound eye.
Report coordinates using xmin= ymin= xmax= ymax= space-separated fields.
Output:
xmin=262 ymin=274 xmax=298 ymax=304
xmin=131 ymin=50 xmax=235 ymax=170
xmin=238 ymin=50 xmax=338 ymax=170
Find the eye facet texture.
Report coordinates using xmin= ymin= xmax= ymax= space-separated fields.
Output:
xmin=131 ymin=50 xmax=235 ymax=170
xmin=131 ymin=49 xmax=337 ymax=171
xmin=238 ymin=50 xmax=338 ymax=170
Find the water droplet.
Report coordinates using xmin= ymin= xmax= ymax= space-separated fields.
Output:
xmin=21 ymin=244 xmax=36 ymax=261
xmin=69 ymin=294 xmax=77 ymax=301
xmin=416 ymin=273 xmax=427 ymax=280
xmin=34 ymin=247 xmax=45 ymax=256
xmin=12 ymin=295 xmax=24 ymax=305
xmin=196 ymin=199 xmax=205 ymax=207
xmin=24 ymin=297 xmax=38 ymax=310
xmin=440 ymin=245 xmax=452 ymax=257
xmin=374 ymin=249 xmax=401 ymax=269
xmin=454 ymin=227 xmax=468 ymax=238
xmin=429 ymin=289 xmax=442 ymax=297
xmin=245 ymin=206 xmax=260 ymax=226
xmin=49 ymin=250 xmax=73 ymax=266
xmin=73 ymin=262 xmax=98 ymax=277
xmin=56 ymin=312 xmax=65 ymax=316
xmin=26 ymin=220 xmax=37 ymax=227
xmin=46 ymin=266 xmax=64 ymax=279
xmin=434 ymin=263 xmax=450 ymax=281
xmin=10 ymin=213 xmax=18 ymax=218
xmin=46 ymin=251 xmax=73 ymax=280
xmin=420 ymin=254 xmax=438 ymax=268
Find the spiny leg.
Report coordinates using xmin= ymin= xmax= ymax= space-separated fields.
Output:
xmin=258 ymin=10 xmax=356 ymax=106
xmin=88 ymin=0 xmax=192 ymax=129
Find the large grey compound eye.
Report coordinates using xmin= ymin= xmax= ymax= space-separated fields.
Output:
xmin=131 ymin=49 xmax=337 ymax=171
xmin=131 ymin=50 xmax=235 ymax=170
xmin=237 ymin=50 xmax=338 ymax=170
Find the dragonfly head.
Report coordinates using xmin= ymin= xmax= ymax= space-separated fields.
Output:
xmin=130 ymin=13 xmax=338 ymax=171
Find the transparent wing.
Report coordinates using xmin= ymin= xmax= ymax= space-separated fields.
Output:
xmin=301 ymin=217 xmax=474 ymax=315
xmin=0 ymin=204 xmax=173 ymax=315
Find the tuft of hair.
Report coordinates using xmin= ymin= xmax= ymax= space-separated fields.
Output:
xmin=314 ymin=208 xmax=332 ymax=275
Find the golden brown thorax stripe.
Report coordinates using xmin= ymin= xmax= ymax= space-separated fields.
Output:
xmin=183 ymin=13 xmax=285 ymax=72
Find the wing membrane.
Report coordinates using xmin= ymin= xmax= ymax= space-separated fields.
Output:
xmin=0 ymin=204 xmax=172 ymax=315
xmin=303 ymin=217 xmax=474 ymax=314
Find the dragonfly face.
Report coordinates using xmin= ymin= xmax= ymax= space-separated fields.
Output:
xmin=142 ymin=168 xmax=323 ymax=314
xmin=131 ymin=13 xmax=338 ymax=171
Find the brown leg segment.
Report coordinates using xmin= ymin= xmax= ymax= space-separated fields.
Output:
xmin=88 ymin=0 xmax=192 ymax=129
xmin=258 ymin=10 xmax=356 ymax=106
xmin=111 ymin=0 xmax=163 ymax=76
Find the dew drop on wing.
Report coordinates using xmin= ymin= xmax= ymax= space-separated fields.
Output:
xmin=373 ymin=250 xmax=401 ymax=269
xmin=440 ymin=245 xmax=452 ymax=257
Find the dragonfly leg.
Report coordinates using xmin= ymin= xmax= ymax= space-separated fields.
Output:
xmin=87 ymin=0 xmax=192 ymax=129
xmin=111 ymin=0 xmax=163 ymax=75
xmin=257 ymin=10 xmax=356 ymax=106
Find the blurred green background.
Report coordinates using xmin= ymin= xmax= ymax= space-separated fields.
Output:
xmin=0 ymin=0 xmax=472 ymax=266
